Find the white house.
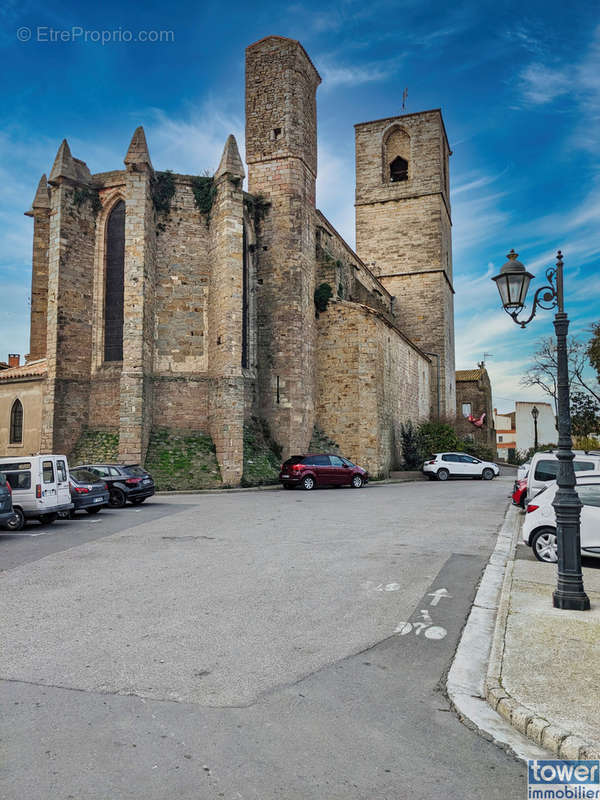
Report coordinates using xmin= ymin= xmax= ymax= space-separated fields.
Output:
xmin=493 ymin=401 xmax=556 ymax=459
xmin=515 ymin=401 xmax=556 ymax=453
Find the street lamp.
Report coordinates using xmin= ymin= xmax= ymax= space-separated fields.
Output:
xmin=491 ymin=250 xmax=590 ymax=611
xmin=531 ymin=405 xmax=539 ymax=451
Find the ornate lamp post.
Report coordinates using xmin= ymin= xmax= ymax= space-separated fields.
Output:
xmin=531 ymin=405 xmax=539 ymax=450
xmin=492 ymin=250 xmax=590 ymax=611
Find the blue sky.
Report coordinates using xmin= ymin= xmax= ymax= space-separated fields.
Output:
xmin=1 ymin=0 xmax=599 ymax=413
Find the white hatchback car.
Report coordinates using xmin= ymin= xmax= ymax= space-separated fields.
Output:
xmin=422 ymin=452 xmax=500 ymax=481
xmin=522 ymin=474 xmax=600 ymax=562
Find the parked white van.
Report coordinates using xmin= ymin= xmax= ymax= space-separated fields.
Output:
xmin=527 ymin=450 xmax=600 ymax=503
xmin=0 ymin=455 xmax=73 ymax=530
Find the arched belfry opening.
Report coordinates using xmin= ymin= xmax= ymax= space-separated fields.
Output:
xmin=390 ymin=155 xmax=408 ymax=182
xmin=104 ymin=199 xmax=125 ymax=362
xmin=383 ymin=126 xmax=410 ymax=183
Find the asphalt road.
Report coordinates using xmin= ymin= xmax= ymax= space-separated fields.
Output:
xmin=0 ymin=477 xmax=527 ymax=799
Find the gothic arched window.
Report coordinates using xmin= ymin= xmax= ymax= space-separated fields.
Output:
xmin=10 ymin=399 xmax=23 ymax=444
xmin=383 ymin=126 xmax=410 ymax=183
xmin=104 ymin=200 xmax=125 ymax=362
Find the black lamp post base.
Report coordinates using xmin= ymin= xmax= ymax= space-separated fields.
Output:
xmin=553 ymin=590 xmax=591 ymax=611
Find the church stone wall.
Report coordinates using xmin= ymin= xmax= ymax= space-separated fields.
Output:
xmin=154 ymin=177 xmax=210 ymax=375
xmin=41 ymin=181 xmax=96 ymax=456
xmin=316 ymin=301 xmax=431 ymax=475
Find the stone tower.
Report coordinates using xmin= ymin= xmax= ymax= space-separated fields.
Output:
xmin=245 ymin=35 xmax=321 ymax=456
xmin=354 ymin=110 xmax=456 ymax=418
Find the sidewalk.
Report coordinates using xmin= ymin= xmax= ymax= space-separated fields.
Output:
xmin=486 ymin=510 xmax=600 ymax=759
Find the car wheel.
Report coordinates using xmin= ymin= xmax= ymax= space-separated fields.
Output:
xmin=531 ymin=528 xmax=558 ymax=563
xmin=109 ymin=489 xmax=127 ymax=508
xmin=130 ymin=498 xmax=146 ymax=505
xmin=351 ymin=474 xmax=363 ymax=488
xmin=5 ymin=507 xmax=25 ymax=531
xmin=437 ymin=468 xmax=449 ymax=481
xmin=302 ymin=475 xmax=315 ymax=490
xmin=482 ymin=468 xmax=495 ymax=481
xmin=39 ymin=513 xmax=58 ymax=525
xmin=85 ymin=507 xmax=102 ymax=514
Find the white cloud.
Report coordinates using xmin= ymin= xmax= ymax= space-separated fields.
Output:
xmin=519 ymin=63 xmax=571 ymax=105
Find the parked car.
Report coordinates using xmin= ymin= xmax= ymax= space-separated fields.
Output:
xmin=517 ymin=461 xmax=531 ymax=481
xmin=279 ymin=454 xmax=368 ymax=490
xmin=512 ymin=478 xmax=528 ymax=509
xmin=422 ymin=452 xmax=499 ymax=481
xmin=522 ymin=474 xmax=600 ymax=562
xmin=0 ymin=471 xmax=17 ymax=530
xmin=0 ymin=455 xmax=73 ymax=530
xmin=72 ymin=463 xmax=155 ymax=507
xmin=66 ymin=468 xmax=110 ymax=515
xmin=526 ymin=451 xmax=600 ymax=503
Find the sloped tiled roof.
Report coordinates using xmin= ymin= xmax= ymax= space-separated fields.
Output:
xmin=456 ymin=368 xmax=483 ymax=382
xmin=0 ymin=358 xmax=47 ymax=381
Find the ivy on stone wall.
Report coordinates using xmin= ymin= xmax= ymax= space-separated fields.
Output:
xmin=72 ymin=187 xmax=103 ymax=217
xmin=191 ymin=176 xmax=216 ymax=218
xmin=151 ymin=170 xmax=176 ymax=215
xmin=314 ymin=282 xmax=334 ymax=316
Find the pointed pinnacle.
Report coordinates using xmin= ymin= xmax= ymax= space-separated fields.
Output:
xmin=25 ymin=174 xmax=51 ymax=216
xmin=214 ymin=134 xmax=245 ymax=181
xmin=48 ymin=139 xmax=79 ymax=185
xmin=124 ymin=126 xmax=153 ymax=168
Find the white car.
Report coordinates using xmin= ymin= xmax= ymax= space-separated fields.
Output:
xmin=422 ymin=452 xmax=500 ymax=481
xmin=517 ymin=461 xmax=530 ymax=481
xmin=522 ymin=474 xmax=600 ymax=562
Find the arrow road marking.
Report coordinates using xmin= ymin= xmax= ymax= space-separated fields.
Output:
xmin=428 ymin=588 xmax=451 ymax=606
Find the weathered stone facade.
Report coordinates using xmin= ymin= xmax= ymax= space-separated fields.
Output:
xmin=1 ymin=35 xmax=458 ymax=480
xmin=455 ymin=366 xmax=496 ymax=449
xmin=355 ymin=111 xmax=456 ymax=418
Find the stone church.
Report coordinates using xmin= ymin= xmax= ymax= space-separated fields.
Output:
xmin=0 ymin=35 xmax=456 ymax=483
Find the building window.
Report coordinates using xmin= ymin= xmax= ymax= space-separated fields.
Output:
xmin=498 ymin=435 xmax=503 ymax=443
xmin=383 ymin=126 xmax=410 ymax=184
xmin=104 ymin=200 xmax=125 ymax=362
xmin=242 ymin=225 xmax=249 ymax=369
xmin=9 ymin=399 xmax=23 ymax=444
xmin=462 ymin=402 xmax=472 ymax=418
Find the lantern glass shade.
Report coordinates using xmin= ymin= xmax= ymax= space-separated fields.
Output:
xmin=531 ymin=406 xmax=539 ymax=420
xmin=492 ymin=265 xmax=534 ymax=310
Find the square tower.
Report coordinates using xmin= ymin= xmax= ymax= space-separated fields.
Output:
xmin=354 ymin=109 xmax=456 ymax=418
xmin=245 ymin=36 xmax=321 ymax=456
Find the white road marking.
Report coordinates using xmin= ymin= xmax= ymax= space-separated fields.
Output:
xmin=424 ymin=626 xmax=447 ymax=640
xmin=419 ymin=609 xmax=432 ymax=623
xmin=428 ymin=588 xmax=452 ymax=606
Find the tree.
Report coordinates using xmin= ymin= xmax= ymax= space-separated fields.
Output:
xmin=521 ymin=336 xmax=600 ymax=415
xmin=570 ymin=391 xmax=600 ymax=437
xmin=588 ymin=322 xmax=600 ymax=384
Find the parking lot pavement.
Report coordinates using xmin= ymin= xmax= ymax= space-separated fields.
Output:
xmin=0 ymin=501 xmax=192 ymax=571
xmin=1 ymin=477 xmax=526 ymax=799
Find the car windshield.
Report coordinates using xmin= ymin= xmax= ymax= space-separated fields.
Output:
xmin=122 ymin=466 xmax=148 ymax=477
xmin=71 ymin=469 xmax=101 ymax=483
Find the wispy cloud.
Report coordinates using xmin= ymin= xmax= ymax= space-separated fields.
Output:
xmin=315 ymin=56 xmax=402 ymax=89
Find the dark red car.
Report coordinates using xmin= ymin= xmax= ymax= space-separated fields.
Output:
xmin=512 ymin=478 xmax=528 ymax=509
xmin=279 ymin=454 xmax=368 ymax=490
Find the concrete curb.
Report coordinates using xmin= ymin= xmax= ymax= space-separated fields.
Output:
xmin=447 ymin=504 xmax=547 ymax=762
xmin=155 ymin=475 xmax=425 ymax=496
xmin=484 ymin=514 xmax=600 ymax=761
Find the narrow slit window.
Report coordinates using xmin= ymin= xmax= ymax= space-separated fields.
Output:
xmin=9 ymin=399 xmax=23 ymax=444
